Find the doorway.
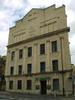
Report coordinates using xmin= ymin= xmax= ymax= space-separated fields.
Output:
xmin=40 ymin=80 xmax=47 ymax=94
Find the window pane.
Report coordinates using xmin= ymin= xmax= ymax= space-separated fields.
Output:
xmin=18 ymin=65 xmax=22 ymax=75
xmin=27 ymin=80 xmax=32 ymax=90
xmin=19 ymin=49 xmax=23 ymax=59
xmin=27 ymin=64 xmax=32 ymax=74
xmin=9 ymin=80 xmax=13 ymax=89
xmin=40 ymin=44 xmax=45 ymax=54
xmin=52 ymin=60 xmax=58 ymax=71
xmin=10 ymin=67 xmax=14 ymax=75
xmin=28 ymin=47 xmax=32 ymax=57
xmin=53 ymin=79 xmax=59 ymax=91
xmin=17 ymin=80 xmax=22 ymax=89
xmin=40 ymin=62 xmax=45 ymax=73
xmin=11 ymin=51 xmax=15 ymax=60
xmin=52 ymin=41 xmax=57 ymax=52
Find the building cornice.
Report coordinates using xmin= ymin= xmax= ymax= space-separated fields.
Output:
xmin=5 ymin=69 xmax=72 ymax=77
xmin=7 ymin=27 xmax=70 ymax=48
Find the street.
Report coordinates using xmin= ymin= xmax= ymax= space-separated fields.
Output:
xmin=0 ymin=92 xmax=75 ymax=100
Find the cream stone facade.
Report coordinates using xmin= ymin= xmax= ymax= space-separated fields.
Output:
xmin=5 ymin=5 xmax=73 ymax=95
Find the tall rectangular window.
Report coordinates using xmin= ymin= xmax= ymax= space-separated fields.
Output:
xmin=27 ymin=64 xmax=32 ymax=74
xmin=17 ymin=80 xmax=22 ymax=89
xmin=28 ymin=47 xmax=32 ymax=57
xmin=19 ymin=49 xmax=23 ymax=59
xmin=40 ymin=62 xmax=45 ymax=73
xmin=52 ymin=60 xmax=58 ymax=71
xmin=53 ymin=79 xmax=59 ymax=91
xmin=9 ymin=80 xmax=13 ymax=89
xmin=40 ymin=44 xmax=45 ymax=55
xmin=10 ymin=66 xmax=14 ymax=75
xmin=11 ymin=51 xmax=15 ymax=60
xmin=52 ymin=41 xmax=57 ymax=52
xmin=18 ymin=65 xmax=22 ymax=75
xmin=27 ymin=80 xmax=32 ymax=90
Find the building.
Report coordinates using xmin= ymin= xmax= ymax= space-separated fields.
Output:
xmin=0 ymin=56 xmax=6 ymax=90
xmin=5 ymin=5 xmax=73 ymax=95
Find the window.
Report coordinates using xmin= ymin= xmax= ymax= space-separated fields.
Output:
xmin=10 ymin=66 xmax=14 ymax=75
xmin=28 ymin=47 xmax=32 ymax=57
xmin=27 ymin=80 xmax=32 ymax=90
xmin=40 ymin=62 xmax=45 ymax=73
xmin=53 ymin=79 xmax=59 ymax=91
xmin=52 ymin=41 xmax=57 ymax=52
xmin=19 ymin=49 xmax=23 ymax=59
xmin=18 ymin=65 xmax=22 ymax=75
xmin=17 ymin=80 xmax=22 ymax=89
xmin=11 ymin=51 xmax=15 ymax=60
xmin=40 ymin=44 xmax=45 ymax=54
xmin=27 ymin=64 xmax=32 ymax=74
xmin=52 ymin=60 xmax=58 ymax=71
xmin=9 ymin=80 xmax=13 ymax=89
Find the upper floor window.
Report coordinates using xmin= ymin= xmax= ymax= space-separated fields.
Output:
xmin=52 ymin=60 xmax=58 ymax=71
xmin=52 ymin=41 xmax=57 ymax=52
xmin=28 ymin=47 xmax=32 ymax=57
xmin=27 ymin=80 xmax=32 ymax=90
xmin=19 ymin=49 xmax=23 ymax=59
xmin=40 ymin=44 xmax=45 ymax=55
xmin=10 ymin=66 xmax=14 ymax=75
xmin=11 ymin=51 xmax=15 ymax=60
xmin=18 ymin=65 xmax=22 ymax=75
xmin=17 ymin=80 xmax=22 ymax=90
xmin=27 ymin=64 xmax=32 ymax=74
xmin=9 ymin=80 xmax=13 ymax=89
xmin=40 ymin=62 xmax=45 ymax=73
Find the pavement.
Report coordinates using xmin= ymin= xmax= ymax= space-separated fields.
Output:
xmin=0 ymin=91 xmax=75 ymax=100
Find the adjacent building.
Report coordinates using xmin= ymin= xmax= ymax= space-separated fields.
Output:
xmin=0 ymin=56 xmax=6 ymax=90
xmin=5 ymin=5 xmax=73 ymax=95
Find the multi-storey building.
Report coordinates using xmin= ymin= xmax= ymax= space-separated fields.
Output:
xmin=5 ymin=5 xmax=73 ymax=95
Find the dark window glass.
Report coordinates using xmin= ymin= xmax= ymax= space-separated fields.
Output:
xmin=10 ymin=67 xmax=14 ymax=75
xmin=17 ymin=80 xmax=22 ymax=89
xmin=9 ymin=80 xmax=13 ymax=89
xmin=19 ymin=49 xmax=23 ymax=59
xmin=40 ymin=62 xmax=45 ymax=73
xmin=52 ymin=41 xmax=57 ymax=52
xmin=11 ymin=51 xmax=15 ymax=60
xmin=27 ymin=80 xmax=32 ymax=90
xmin=53 ymin=79 xmax=59 ymax=91
xmin=18 ymin=65 xmax=22 ymax=75
xmin=52 ymin=60 xmax=58 ymax=71
xmin=28 ymin=47 xmax=32 ymax=57
xmin=40 ymin=44 xmax=45 ymax=54
xmin=27 ymin=64 xmax=32 ymax=74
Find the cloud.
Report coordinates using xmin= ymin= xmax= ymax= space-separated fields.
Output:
xmin=0 ymin=0 xmax=29 ymax=56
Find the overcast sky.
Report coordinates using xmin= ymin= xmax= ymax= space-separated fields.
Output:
xmin=0 ymin=0 xmax=75 ymax=64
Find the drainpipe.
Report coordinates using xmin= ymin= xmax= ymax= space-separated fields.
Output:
xmin=60 ymin=37 xmax=65 ymax=96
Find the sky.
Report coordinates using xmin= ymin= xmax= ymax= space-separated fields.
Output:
xmin=0 ymin=0 xmax=75 ymax=64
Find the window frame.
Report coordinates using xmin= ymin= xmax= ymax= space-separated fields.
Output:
xmin=40 ymin=44 xmax=45 ymax=55
xmin=40 ymin=62 xmax=45 ymax=73
xmin=17 ymin=80 xmax=22 ymax=90
xmin=27 ymin=80 xmax=32 ymax=90
xmin=19 ymin=49 xmax=23 ymax=59
xmin=52 ymin=41 xmax=57 ymax=52
xmin=28 ymin=47 xmax=32 ymax=57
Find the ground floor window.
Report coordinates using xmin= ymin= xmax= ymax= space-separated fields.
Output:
xmin=9 ymin=80 xmax=13 ymax=89
xmin=17 ymin=80 xmax=22 ymax=89
xmin=27 ymin=80 xmax=32 ymax=90
xmin=53 ymin=79 xmax=59 ymax=91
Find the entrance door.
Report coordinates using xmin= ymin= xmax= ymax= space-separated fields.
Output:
xmin=40 ymin=80 xmax=47 ymax=94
